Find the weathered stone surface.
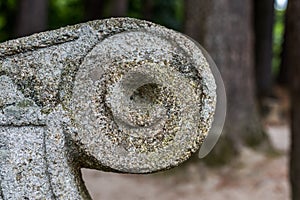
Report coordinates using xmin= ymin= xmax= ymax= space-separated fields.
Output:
xmin=0 ymin=18 xmax=216 ymax=199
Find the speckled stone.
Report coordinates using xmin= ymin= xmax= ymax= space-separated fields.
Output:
xmin=0 ymin=18 xmax=216 ymax=199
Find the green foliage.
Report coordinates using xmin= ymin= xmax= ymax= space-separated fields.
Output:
xmin=273 ymin=9 xmax=285 ymax=76
xmin=127 ymin=0 xmax=184 ymax=31
xmin=0 ymin=15 xmax=6 ymax=30
xmin=127 ymin=0 xmax=143 ymax=19
xmin=0 ymin=0 xmax=18 ymax=42
xmin=49 ymin=0 xmax=85 ymax=29
xmin=152 ymin=0 xmax=184 ymax=31
xmin=0 ymin=0 xmax=184 ymax=42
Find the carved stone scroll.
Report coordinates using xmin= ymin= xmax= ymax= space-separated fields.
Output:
xmin=0 ymin=18 xmax=216 ymax=199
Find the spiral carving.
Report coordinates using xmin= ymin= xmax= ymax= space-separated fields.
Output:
xmin=0 ymin=18 xmax=218 ymax=200
xmin=69 ymin=23 xmax=216 ymax=173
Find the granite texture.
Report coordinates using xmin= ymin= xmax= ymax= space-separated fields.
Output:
xmin=0 ymin=18 xmax=216 ymax=199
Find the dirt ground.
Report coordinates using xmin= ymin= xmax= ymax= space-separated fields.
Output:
xmin=82 ymin=124 xmax=290 ymax=200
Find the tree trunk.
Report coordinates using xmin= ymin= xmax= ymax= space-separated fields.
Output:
xmin=85 ymin=0 xmax=104 ymax=21
xmin=291 ymin=78 xmax=300 ymax=200
xmin=111 ymin=0 xmax=128 ymax=17
xmin=185 ymin=0 xmax=268 ymax=164
xmin=142 ymin=0 xmax=154 ymax=20
xmin=184 ymin=0 xmax=209 ymax=43
xmin=278 ymin=37 xmax=289 ymax=86
xmin=284 ymin=0 xmax=300 ymax=199
xmin=278 ymin=9 xmax=290 ymax=86
xmin=15 ymin=0 xmax=48 ymax=37
xmin=254 ymin=0 xmax=274 ymax=98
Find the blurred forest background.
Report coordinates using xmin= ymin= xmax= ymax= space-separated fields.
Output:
xmin=1 ymin=0 xmax=300 ymax=199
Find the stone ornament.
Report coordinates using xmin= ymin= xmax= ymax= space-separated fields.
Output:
xmin=0 ymin=18 xmax=217 ymax=199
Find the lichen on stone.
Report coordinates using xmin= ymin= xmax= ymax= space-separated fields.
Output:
xmin=0 ymin=18 xmax=216 ymax=199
